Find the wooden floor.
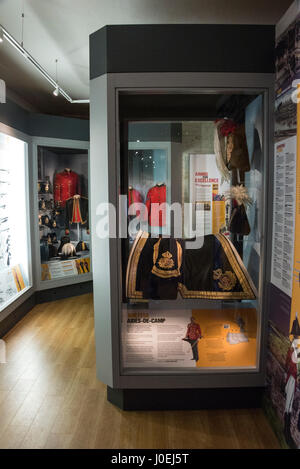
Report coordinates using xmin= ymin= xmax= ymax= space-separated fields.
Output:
xmin=0 ymin=293 xmax=279 ymax=449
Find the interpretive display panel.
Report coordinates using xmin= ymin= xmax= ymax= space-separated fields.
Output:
xmin=122 ymin=307 xmax=257 ymax=369
xmin=188 ymin=153 xmax=230 ymax=237
xmin=271 ymin=136 xmax=297 ymax=297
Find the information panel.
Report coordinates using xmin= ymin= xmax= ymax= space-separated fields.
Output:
xmin=121 ymin=308 xmax=257 ymax=370
xmin=271 ymin=136 xmax=297 ymax=297
xmin=188 ymin=154 xmax=229 ymax=237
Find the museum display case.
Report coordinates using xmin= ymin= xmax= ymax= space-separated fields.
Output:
xmin=0 ymin=130 xmax=32 ymax=311
xmin=89 ymin=24 xmax=275 ymax=404
xmin=33 ymin=139 xmax=92 ymax=291
xmin=90 ymin=73 xmax=274 ymax=394
xmin=120 ymin=98 xmax=263 ymax=374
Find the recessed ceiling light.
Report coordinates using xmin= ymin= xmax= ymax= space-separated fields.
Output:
xmin=53 ymin=86 xmax=59 ymax=97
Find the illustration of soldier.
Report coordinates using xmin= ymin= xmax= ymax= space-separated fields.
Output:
xmin=182 ymin=316 xmax=202 ymax=362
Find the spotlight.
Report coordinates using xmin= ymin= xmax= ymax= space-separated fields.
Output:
xmin=0 ymin=28 xmax=4 ymax=43
xmin=53 ymin=86 xmax=59 ymax=97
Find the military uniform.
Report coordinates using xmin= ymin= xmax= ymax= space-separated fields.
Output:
xmin=144 ymin=184 xmax=166 ymax=227
xmin=54 ymin=169 xmax=80 ymax=207
xmin=64 ymin=195 xmax=89 ymax=234
xmin=126 ymin=231 xmax=257 ymax=301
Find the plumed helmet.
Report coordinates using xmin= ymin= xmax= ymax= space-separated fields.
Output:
xmin=61 ymin=242 xmax=76 ymax=257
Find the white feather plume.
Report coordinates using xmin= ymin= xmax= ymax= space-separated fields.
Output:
xmin=226 ymin=185 xmax=252 ymax=206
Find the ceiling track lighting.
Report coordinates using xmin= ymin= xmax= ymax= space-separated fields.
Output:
xmin=0 ymin=24 xmax=89 ymax=104
xmin=53 ymin=59 xmax=59 ymax=97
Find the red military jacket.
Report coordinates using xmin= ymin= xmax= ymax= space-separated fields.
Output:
xmin=144 ymin=184 xmax=166 ymax=226
xmin=128 ymin=187 xmax=143 ymax=206
xmin=128 ymin=187 xmax=143 ymax=218
xmin=186 ymin=323 xmax=202 ymax=340
xmin=54 ymin=169 xmax=80 ymax=207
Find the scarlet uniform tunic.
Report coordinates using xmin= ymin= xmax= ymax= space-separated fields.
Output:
xmin=128 ymin=188 xmax=143 ymax=206
xmin=128 ymin=188 xmax=143 ymax=217
xmin=186 ymin=323 xmax=202 ymax=340
xmin=54 ymin=170 xmax=80 ymax=207
xmin=145 ymin=184 xmax=166 ymax=226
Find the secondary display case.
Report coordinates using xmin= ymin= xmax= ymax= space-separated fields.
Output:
xmin=33 ymin=139 xmax=92 ymax=291
xmin=0 ymin=130 xmax=32 ymax=311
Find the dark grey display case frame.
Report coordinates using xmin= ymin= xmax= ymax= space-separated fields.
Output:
xmin=90 ymin=71 xmax=274 ymax=391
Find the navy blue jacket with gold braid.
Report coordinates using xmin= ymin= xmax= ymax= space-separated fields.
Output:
xmin=126 ymin=231 xmax=257 ymax=301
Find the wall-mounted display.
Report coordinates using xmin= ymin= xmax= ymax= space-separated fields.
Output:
xmin=0 ymin=132 xmax=31 ymax=310
xmin=37 ymin=146 xmax=91 ymax=282
xmin=271 ymin=136 xmax=297 ymax=297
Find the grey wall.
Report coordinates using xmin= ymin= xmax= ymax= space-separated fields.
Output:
xmin=29 ymin=113 xmax=89 ymax=141
xmin=0 ymin=98 xmax=89 ymax=140
xmin=0 ymin=98 xmax=30 ymax=134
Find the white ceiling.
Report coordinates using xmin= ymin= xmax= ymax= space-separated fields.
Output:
xmin=0 ymin=0 xmax=294 ymax=118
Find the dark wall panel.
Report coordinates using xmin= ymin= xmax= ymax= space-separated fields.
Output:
xmin=0 ymin=98 xmax=30 ymax=134
xmin=90 ymin=24 xmax=275 ymax=78
xmin=29 ymin=113 xmax=89 ymax=141
xmin=0 ymin=100 xmax=89 ymax=141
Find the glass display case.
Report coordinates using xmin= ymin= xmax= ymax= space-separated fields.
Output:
xmin=89 ymin=22 xmax=275 ymax=402
xmin=0 ymin=131 xmax=31 ymax=310
xmin=120 ymin=94 xmax=264 ymax=374
xmin=37 ymin=145 xmax=91 ymax=283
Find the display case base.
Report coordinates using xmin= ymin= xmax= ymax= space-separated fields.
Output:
xmin=35 ymin=280 xmax=93 ymax=303
xmin=0 ymin=293 xmax=35 ymax=338
xmin=107 ymin=386 xmax=265 ymax=411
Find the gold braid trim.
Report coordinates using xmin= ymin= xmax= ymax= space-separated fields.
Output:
xmin=178 ymin=283 xmax=255 ymax=299
xmin=179 ymin=234 xmax=256 ymax=299
xmin=152 ymin=265 xmax=180 ymax=279
xmin=126 ymin=230 xmax=148 ymax=298
xmin=152 ymin=238 xmax=161 ymax=265
xmin=151 ymin=239 xmax=182 ymax=279
xmin=126 ymin=232 xmax=257 ymax=300
xmin=216 ymin=233 xmax=257 ymax=298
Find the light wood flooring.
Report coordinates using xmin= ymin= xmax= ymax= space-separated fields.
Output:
xmin=0 ymin=293 xmax=279 ymax=449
